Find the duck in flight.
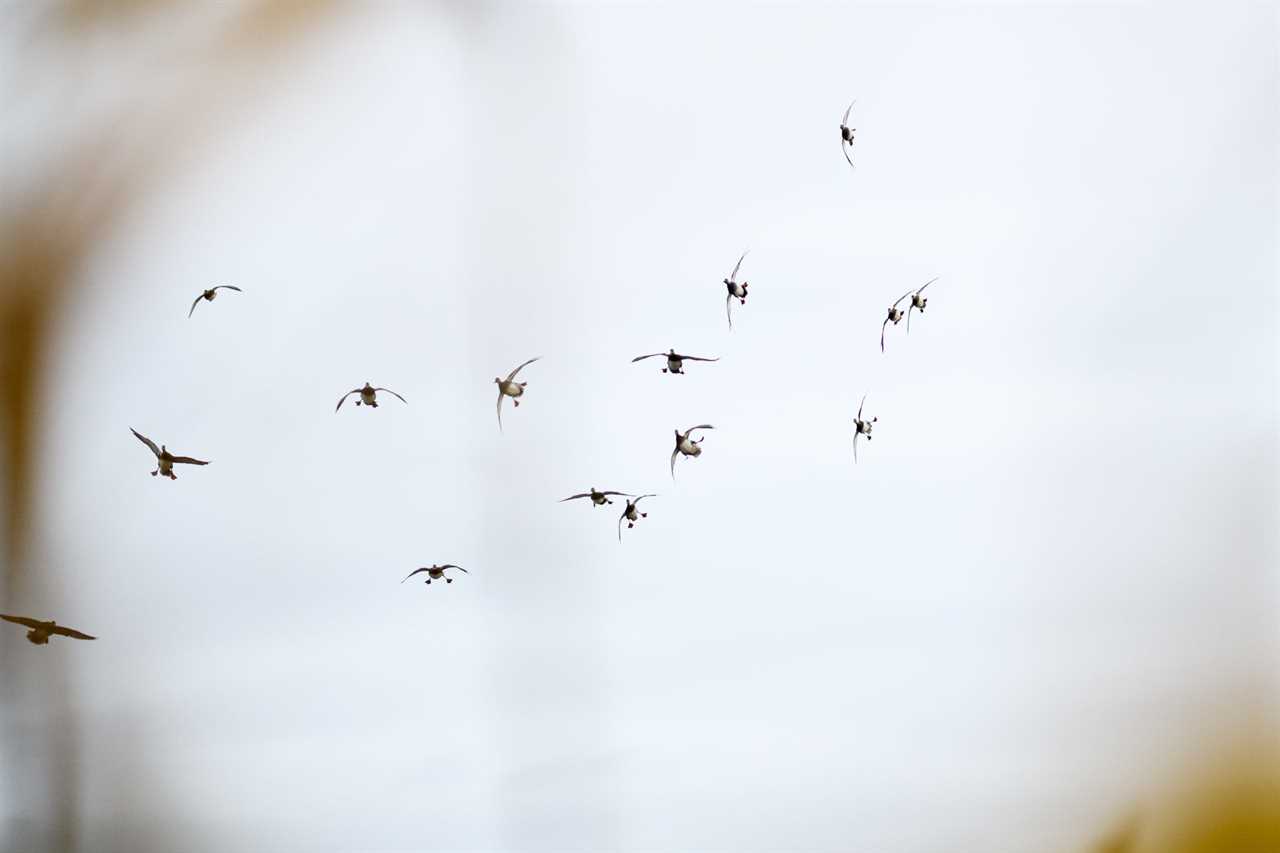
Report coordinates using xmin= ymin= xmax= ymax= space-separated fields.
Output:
xmin=2 ymin=614 xmax=95 ymax=645
xmin=335 ymin=383 xmax=407 ymax=412
xmin=724 ymin=252 xmax=750 ymax=329
xmin=401 ymin=564 xmax=468 ymax=585
xmin=840 ymin=99 xmax=857 ymax=167
xmin=188 ymin=285 xmax=242 ymax=318
xmin=617 ymin=494 xmax=657 ymax=542
xmin=631 ymin=349 xmax=719 ymax=375
xmin=880 ymin=288 xmax=914 ymax=352
xmin=131 ymin=428 xmax=209 ymax=479
xmin=852 ymin=394 xmax=877 ymax=463
xmin=495 ymin=356 xmax=541 ymax=431
xmin=907 ymin=277 xmax=939 ymax=332
xmin=562 ymin=488 xmax=631 ymax=507
xmin=671 ymin=424 xmax=714 ymax=479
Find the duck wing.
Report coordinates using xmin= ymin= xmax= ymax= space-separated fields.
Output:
xmin=130 ymin=428 xmax=160 ymax=457
xmin=335 ymin=389 xmax=359 ymax=412
xmin=49 ymin=624 xmax=95 ymax=640
xmin=630 ymin=353 xmax=665 ymax=363
xmin=401 ymin=567 xmax=431 ymax=583
xmin=1 ymin=614 xmax=43 ymax=630
xmin=187 ymin=293 xmax=205 ymax=318
xmin=169 ymin=455 xmax=209 ymax=466
xmin=729 ymin=250 xmax=747 ymax=281
xmin=374 ymin=387 xmax=407 ymax=404
xmin=505 ymin=356 xmax=541 ymax=382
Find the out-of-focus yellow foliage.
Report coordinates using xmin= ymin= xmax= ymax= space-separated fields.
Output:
xmin=1090 ymin=727 xmax=1280 ymax=853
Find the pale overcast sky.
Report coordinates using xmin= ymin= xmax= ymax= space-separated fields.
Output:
xmin=1 ymin=2 xmax=1277 ymax=851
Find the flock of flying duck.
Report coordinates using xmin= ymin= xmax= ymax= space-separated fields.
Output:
xmin=3 ymin=99 xmax=941 ymax=643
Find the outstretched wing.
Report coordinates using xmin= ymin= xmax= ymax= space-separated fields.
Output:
xmin=670 ymin=446 xmax=680 ymax=480
xmin=842 ymin=142 xmax=854 ymax=168
xmin=729 ymin=250 xmax=748 ymax=281
xmin=880 ymin=317 xmax=890 ymax=353
xmin=401 ymin=567 xmax=431 ymax=583
xmin=677 ymin=355 xmax=719 ymax=363
xmin=633 ymin=493 xmax=658 ymax=504
xmin=916 ymin=276 xmax=938 ymax=296
xmin=631 ymin=353 xmax=665 ymax=363
xmin=598 ymin=491 xmax=631 ymax=497
xmin=685 ymin=424 xmax=715 ymax=436
xmin=495 ymin=389 xmax=505 ymax=431
xmin=560 ymin=493 xmax=591 ymax=502
xmin=617 ymin=510 xmax=626 ymax=542
xmin=187 ymin=293 xmax=205 ymax=318
xmin=130 ymin=428 xmax=160 ymax=457
xmin=213 ymin=285 xmax=243 ymax=293
xmin=857 ymin=394 xmax=866 ymax=420
xmin=506 ymin=356 xmax=541 ymax=382
xmin=169 ymin=455 xmax=208 ymax=466
xmin=853 ymin=431 xmax=859 ymax=463
xmin=907 ymin=302 xmax=914 ymax=333
xmin=335 ymin=389 xmax=359 ymax=412
xmin=725 ymin=293 xmax=734 ymax=329
xmin=842 ymin=98 xmax=856 ymax=125
xmin=440 ymin=565 xmax=468 ymax=574
xmin=891 ymin=288 xmax=914 ymax=308
xmin=375 ymin=387 xmax=407 ymax=404
xmin=48 ymin=624 xmax=95 ymax=640
xmin=1 ymin=614 xmax=43 ymax=630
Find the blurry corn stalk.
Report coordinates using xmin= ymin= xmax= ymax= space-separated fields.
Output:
xmin=0 ymin=3 xmax=338 ymax=849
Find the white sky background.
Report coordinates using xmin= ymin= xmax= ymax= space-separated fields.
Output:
xmin=1 ymin=2 xmax=1277 ymax=851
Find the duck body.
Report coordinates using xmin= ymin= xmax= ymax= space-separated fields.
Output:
xmin=677 ymin=434 xmax=703 ymax=457
xmin=498 ymin=379 xmax=526 ymax=401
